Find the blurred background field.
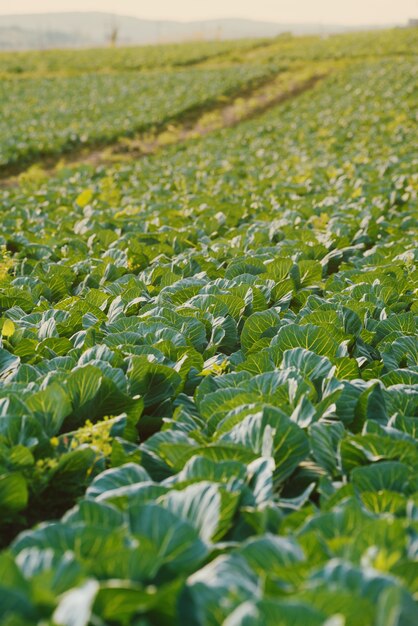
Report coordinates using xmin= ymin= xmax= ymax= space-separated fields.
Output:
xmin=1 ymin=27 xmax=417 ymax=173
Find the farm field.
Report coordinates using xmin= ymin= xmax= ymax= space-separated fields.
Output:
xmin=0 ymin=27 xmax=417 ymax=626
xmin=1 ymin=28 xmax=416 ymax=174
xmin=0 ymin=63 xmax=278 ymax=170
xmin=0 ymin=38 xmax=268 ymax=76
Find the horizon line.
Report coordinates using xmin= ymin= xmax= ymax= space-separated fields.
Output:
xmin=0 ymin=11 xmax=402 ymax=28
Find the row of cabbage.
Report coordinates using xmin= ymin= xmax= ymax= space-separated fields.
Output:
xmin=254 ymin=27 xmax=418 ymax=62
xmin=0 ymin=38 xmax=266 ymax=77
xmin=0 ymin=55 xmax=417 ymax=624
xmin=0 ymin=62 xmax=280 ymax=170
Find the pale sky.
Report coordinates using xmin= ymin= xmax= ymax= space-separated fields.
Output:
xmin=0 ymin=0 xmax=417 ymax=25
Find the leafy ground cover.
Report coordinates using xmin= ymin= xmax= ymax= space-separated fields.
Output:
xmin=0 ymin=30 xmax=417 ymax=626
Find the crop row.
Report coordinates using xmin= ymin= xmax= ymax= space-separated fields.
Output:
xmin=254 ymin=27 xmax=418 ymax=62
xmin=0 ymin=50 xmax=416 ymax=624
xmin=0 ymin=38 xmax=266 ymax=77
xmin=0 ymin=63 xmax=277 ymax=169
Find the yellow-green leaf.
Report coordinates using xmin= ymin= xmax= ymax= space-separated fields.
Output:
xmin=76 ymin=189 xmax=94 ymax=207
xmin=2 ymin=319 xmax=15 ymax=338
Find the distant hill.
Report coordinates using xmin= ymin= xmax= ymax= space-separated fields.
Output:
xmin=0 ymin=12 xmax=391 ymax=50
xmin=0 ymin=25 xmax=85 ymax=50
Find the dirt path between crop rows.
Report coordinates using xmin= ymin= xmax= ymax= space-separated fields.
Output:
xmin=0 ymin=68 xmax=329 ymax=188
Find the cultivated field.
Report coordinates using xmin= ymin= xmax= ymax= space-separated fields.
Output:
xmin=0 ymin=28 xmax=417 ymax=625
